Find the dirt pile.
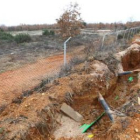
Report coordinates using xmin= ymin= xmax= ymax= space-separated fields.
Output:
xmin=132 ymin=34 xmax=140 ymax=45
xmin=115 ymin=44 xmax=140 ymax=71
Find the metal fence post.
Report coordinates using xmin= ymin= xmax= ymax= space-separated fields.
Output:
xmin=101 ymin=33 xmax=106 ymax=50
xmin=127 ymin=29 xmax=131 ymax=40
xmin=64 ymin=37 xmax=71 ymax=66
xmin=123 ymin=29 xmax=128 ymax=40
xmin=116 ymin=31 xmax=119 ymax=41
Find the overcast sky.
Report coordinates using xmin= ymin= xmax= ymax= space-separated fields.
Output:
xmin=0 ymin=0 xmax=140 ymax=26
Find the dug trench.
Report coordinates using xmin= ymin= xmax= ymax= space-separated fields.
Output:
xmin=0 ymin=44 xmax=140 ymax=140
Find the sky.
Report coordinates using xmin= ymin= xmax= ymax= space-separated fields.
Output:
xmin=0 ymin=0 xmax=140 ymax=26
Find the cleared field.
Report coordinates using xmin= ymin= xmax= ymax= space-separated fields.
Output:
xmin=8 ymin=30 xmax=43 ymax=36
xmin=8 ymin=29 xmax=111 ymax=36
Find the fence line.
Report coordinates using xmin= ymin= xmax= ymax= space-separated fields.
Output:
xmin=99 ymin=26 xmax=140 ymax=51
xmin=0 ymin=26 xmax=140 ymax=96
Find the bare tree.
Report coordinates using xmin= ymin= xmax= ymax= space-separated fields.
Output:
xmin=56 ymin=3 xmax=83 ymax=38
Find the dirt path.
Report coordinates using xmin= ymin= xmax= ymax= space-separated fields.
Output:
xmin=0 ymin=54 xmax=67 ymax=106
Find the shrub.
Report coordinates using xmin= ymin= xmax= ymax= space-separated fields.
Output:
xmin=14 ymin=33 xmax=31 ymax=43
xmin=70 ymin=56 xmax=85 ymax=65
xmin=42 ymin=29 xmax=55 ymax=36
xmin=0 ymin=28 xmax=4 ymax=32
xmin=43 ymin=29 xmax=50 ymax=36
xmin=59 ymin=64 xmax=72 ymax=77
xmin=58 ymin=56 xmax=86 ymax=77
xmin=49 ymin=30 xmax=55 ymax=35
xmin=0 ymin=31 xmax=14 ymax=41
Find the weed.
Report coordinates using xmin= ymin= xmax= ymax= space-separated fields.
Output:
xmin=70 ymin=56 xmax=85 ymax=65
xmin=59 ymin=63 xmax=72 ymax=77
xmin=59 ymin=56 xmax=86 ymax=77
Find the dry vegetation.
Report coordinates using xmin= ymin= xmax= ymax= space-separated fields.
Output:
xmin=56 ymin=3 xmax=83 ymax=38
xmin=1 ymin=21 xmax=140 ymax=32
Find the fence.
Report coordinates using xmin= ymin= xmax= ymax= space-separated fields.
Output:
xmin=0 ymin=26 xmax=140 ymax=101
xmin=99 ymin=26 xmax=140 ymax=51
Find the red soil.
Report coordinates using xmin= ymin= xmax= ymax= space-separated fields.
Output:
xmin=0 ymin=54 xmax=68 ymax=106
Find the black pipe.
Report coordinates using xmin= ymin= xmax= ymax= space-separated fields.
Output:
xmin=118 ymin=71 xmax=132 ymax=76
xmin=98 ymin=93 xmax=114 ymax=122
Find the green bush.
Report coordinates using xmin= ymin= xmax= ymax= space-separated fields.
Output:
xmin=42 ymin=29 xmax=55 ymax=36
xmin=0 ymin=28 xmax=4 ymax=32
xmin=49 ymin=30 xmax=55 ymax=35
xmin=0 ymin=31 xmax=14 ymax=41
xmin=82 ymin=22 xmax=87 ymax=27
xmin=14 ymin=33 xmax=31 ymax=43
xmin=42 ymin=29 xmax=50 ymax=36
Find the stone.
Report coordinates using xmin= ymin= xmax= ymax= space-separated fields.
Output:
xmin=135 ymin=128 xmax=139 ymax=133
xmin=60 ymin=103 xmax=83 ymax=122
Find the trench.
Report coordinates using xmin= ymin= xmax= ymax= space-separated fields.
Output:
xmin=121 ymin=47 xmax=140 ymax=71
xmin=53 ymin=51 xmax=140 ymax=139
xmin=68 ymin=76 xmax=137 ymax=139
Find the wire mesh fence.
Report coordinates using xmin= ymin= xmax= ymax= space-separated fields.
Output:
xmin=98 ymin=26 xmax=140 ymax=52
xmin=0 ymin=27 xmax=140 ymax=98
xmin=0 ymin=26 xmax=140 ymax=139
